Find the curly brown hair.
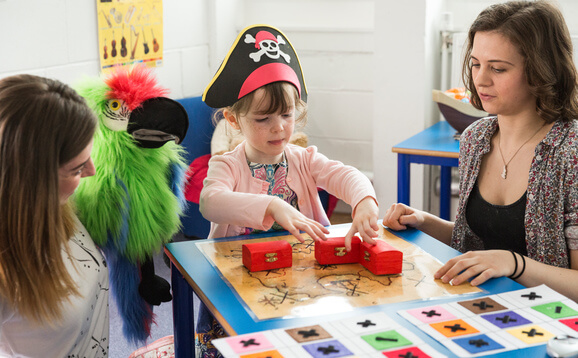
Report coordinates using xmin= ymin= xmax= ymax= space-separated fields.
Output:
xmin=462 ymin=1 xmax=578 ymax=122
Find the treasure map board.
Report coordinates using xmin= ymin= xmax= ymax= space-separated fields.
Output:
xmin=197 ymin=225 xmax=482 ymax=321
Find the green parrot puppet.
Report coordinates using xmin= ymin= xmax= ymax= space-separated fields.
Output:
xmin=74 ymin=66 xmax=189 ymax=344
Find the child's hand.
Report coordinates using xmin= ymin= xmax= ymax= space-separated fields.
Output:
xmin=345 ymin=197 xmax=379 ymax=251
xmin=382 ymin=203 xmax=424 ymax=231
xmin=266 ymin=198 xmax=329 ymax=243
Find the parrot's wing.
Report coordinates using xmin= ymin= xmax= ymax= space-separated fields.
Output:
xmin=169 ymin=161 xmax=187 ymax=213
xmin=114 ymin=175 xmax=131 ymax=255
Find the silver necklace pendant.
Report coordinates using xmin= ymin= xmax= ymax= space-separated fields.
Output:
xmin=501 ymin=165 xmax=507 ymax=179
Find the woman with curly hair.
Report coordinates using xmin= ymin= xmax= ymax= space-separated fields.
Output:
xmin=384 ymin=1 xmax=578 ymax=300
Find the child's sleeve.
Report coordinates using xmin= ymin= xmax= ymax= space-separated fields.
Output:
xmin=199 ymin=155 xmax=276 ymax=231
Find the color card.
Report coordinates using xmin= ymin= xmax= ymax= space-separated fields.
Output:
xmin=361 ymin=330 xmax=412 ymax=351
xmin=338 ymin=312 xmax=395 ymax=335
xmin=302 ymin=339 xmax=352 ymax=358
xmin=559 ymin=317 xmax=578 ymax=332
xmin=453 ymin=334 xmax=504 ymax=354
xmin=506 ymin=325 xmax=555 ymax=344
xmin=240 ymin=350 xmax=285 ymax=358
xmin=457 ymin=297 xmax=506 ymax=314
xmin=406 ymin=305 xmax=456 ymax=324
xmin=430 ymin=319 xmax=479 ymax=338
xmin=382 ymin=346 xmax=431 ymax=358
xmin=532 ymin=302 xmax=578 ymax=319
xmin=227 ymin=333 xmax=274 ymax=354
xmin=481 ymin=310 xmax=532 ymax=329
xmin=500 ymin=286 xmax=565 ymax=307
xmin=285 ymin=325 xmax=332 ymax=343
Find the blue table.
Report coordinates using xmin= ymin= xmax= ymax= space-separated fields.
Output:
xmin=392 ymin=121 xmax=460 ymax=220
xmin=164 ymin=223 xmax=551 ymax=358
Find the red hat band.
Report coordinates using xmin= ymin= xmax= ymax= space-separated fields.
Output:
xmin=239 ymin=63 xmax=301 ymax=100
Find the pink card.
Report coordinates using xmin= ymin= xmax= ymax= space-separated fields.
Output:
xmin=406 ymin=305 xmax=456 ymax=324
xmin=227 ymin=333 xmax=274 ymax=354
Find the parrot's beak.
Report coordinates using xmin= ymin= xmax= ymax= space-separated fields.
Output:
xmin=127 ymin=97 xmax=189 ymax=149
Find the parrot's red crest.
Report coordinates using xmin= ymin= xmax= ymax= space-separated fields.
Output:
xmin=105 ymin=66 xmax=169 ymax=111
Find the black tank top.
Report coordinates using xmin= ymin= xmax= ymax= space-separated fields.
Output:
xmin=465 ymin=183 xmax=528 ymax=255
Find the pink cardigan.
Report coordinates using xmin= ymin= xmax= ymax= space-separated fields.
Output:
xmin=200 ymin=142 xmax=376 ymax=239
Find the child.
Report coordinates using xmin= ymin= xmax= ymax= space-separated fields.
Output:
xmin=383 ymin=1 xmax=578 ymax=300
xmin=196 ymin=24 xmax=379 ymax=357
xmin=201 ymin=24 xmax=379 ymax=250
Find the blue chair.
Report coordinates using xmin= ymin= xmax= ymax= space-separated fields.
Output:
xmin=176 ymin=96 xmax=215 ymax=239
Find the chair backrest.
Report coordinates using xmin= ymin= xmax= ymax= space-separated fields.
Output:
xmin=176 ymin=96 xmax=215 ymax=239
xmin=176 ymin=96 xmax=215 ymax=164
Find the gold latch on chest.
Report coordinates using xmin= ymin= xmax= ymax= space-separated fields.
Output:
xmin=364 ymin=251 xmax=371 ymax=261
xmin=265 ymin=253 xmax=278 ymax=262
xmin=334 ymin=247 xmax=347 ymax=257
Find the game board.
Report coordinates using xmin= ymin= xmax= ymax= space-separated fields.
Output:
xmin=197 ymin=225 xmax=481 ymax=320
xmin=212 ymin=284 xmax=578 ymax=357
xmin=398 ymin=284 xmax=578 ymax=357
xmin=213 ymin=311 xmax=447 ymax=358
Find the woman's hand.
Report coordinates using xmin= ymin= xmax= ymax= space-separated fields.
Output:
xmin=382 ymin=203 xmax=425 ymax=231
xmin=266 ymin=198 xmax=329 ymax=243
xmin=345 ymin=197 xmax=379 ymax=251
xmin=434 ymin=250 xmax=515 ymax=286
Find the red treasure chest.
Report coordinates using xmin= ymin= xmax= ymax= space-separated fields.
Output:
xmin=359 ymin=240 xmax=403 ymax=275
xmin=242 ymin=240 xmax=293 ymax=272
xmin=315 ymin=236 xmax=361 ymax=265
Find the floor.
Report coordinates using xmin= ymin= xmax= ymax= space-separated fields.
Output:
xmin=108 ymin=245 xmax=183 ymax=357
xmin=109 ymin=211 xmax=352 ymax=357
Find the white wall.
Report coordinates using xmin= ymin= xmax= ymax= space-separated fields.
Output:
xmin=2 ymin=0 xmax=578 ymax=217
xmin=0 ymin=0 xmax=211 ymax=99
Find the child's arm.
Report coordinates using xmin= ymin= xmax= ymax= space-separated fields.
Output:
xmin=344 ymin=196 xmax=379 ymax=251
xmin=302 ymin=147 xmax=379 ymax=249
xmin=201 ymin=156 xmax=277 ymax=231
xmin=266 ymin=197 xmax=329 ymax=243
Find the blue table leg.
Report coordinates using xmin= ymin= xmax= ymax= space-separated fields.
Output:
xmin=439 ymin=166 xmax=451 ymax=220
xmin=171 ymin=263 xmax=195 ymax=358
xmin=397 ymin=154 xmax=410 ymax=205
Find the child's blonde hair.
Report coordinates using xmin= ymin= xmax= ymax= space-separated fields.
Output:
xmin=213 ymin=82 xmax=307 ymax=130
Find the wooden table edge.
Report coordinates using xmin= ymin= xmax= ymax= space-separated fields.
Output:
xmin=392 ymin=147 xmax=459 ymax=159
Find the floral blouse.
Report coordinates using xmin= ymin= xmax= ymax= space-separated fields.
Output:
xmin=246 ymin=158 xmax=298 ymax=233
xmin=451 ymin=117 xmax=578 ymax=268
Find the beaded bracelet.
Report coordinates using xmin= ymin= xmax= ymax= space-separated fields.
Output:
xmin=508 ymin=250 xmax=519 ymax=279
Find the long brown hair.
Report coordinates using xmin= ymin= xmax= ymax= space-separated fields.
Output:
xmin=462 ymin=1 xmax=578 ymax=122
xmin=0 ymin=74 xmax=97 ymax=324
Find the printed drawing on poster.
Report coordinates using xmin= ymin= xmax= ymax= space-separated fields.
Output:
xmin=96 ymin=0 xmax=163 ymax=72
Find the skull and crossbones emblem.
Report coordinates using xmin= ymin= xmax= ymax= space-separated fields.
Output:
xmin=244 ymin=31 xmax=291 ymax=63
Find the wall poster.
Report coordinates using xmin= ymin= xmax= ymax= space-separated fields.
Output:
xmin=96 ymin=0 xmax=163 ymax=72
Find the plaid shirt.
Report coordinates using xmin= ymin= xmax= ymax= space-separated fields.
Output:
xmin=451 ymin=117 xmax=578 ymax=268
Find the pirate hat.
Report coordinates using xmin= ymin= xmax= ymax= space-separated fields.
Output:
xmin=203 ymin=24 xmax=307 ymax=108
